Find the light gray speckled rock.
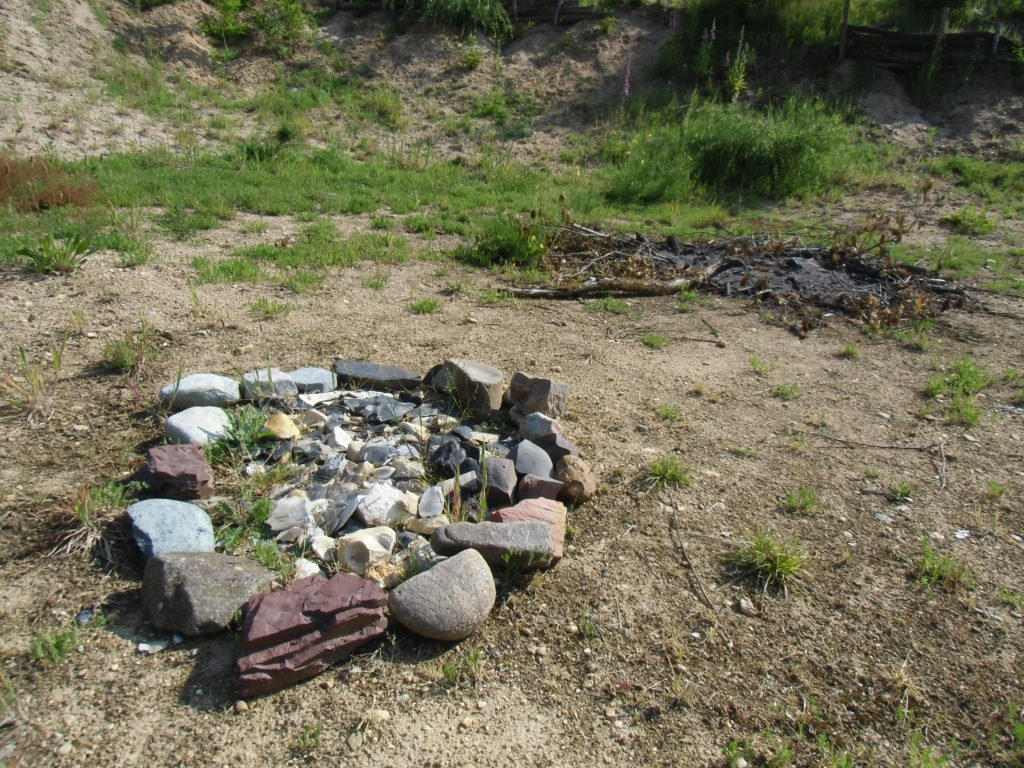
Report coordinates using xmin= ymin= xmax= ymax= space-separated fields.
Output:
xmin=431 ymin=521 xmax=554 ymax=569
xmin=127 ymin=498 xmax=215 ymax=559
xmin=387 ymin=549 xmax=495 ymax=641
xmin=290 ymin=367 xmax=336 ymax=394
xmin=142 ymin=552 xmax=279 ymax=635
xmin=159 ymin=373 xmax=241 ymax=411
xmin=165 ymin=406 xmax=231 ymax=446
xmin=242 ymin=368 xmax=298 ymax=401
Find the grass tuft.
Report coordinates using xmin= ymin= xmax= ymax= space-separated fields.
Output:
xmin=409 ymin=298 xmax=442 ymax=314
xmin=644 ymin=455 xmax=692 ymax=489
xmin=722 ymin=532 xmax=806 ymax=595
xmin=917 ymin=536 xmax=973 ymax=592
xmin=779 ymin=487 xmax=820 ymax=514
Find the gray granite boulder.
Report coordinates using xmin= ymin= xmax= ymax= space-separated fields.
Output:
xmin=333 ymin=360 xmax=421 ymax=392
xmin=427 ymin=358 xmax=504 ymax=415
xmin=242 ymin=368 xmax=298 ymax=401
xmin=158 ymin=373 xmax=240 ymax=411
xmin=290 ymin=367 xmax=336 ymax=393
xmin=127 ymin=498 xmax=215 ymax=560
xmin=142 ymin=552 xmax=279 ymax=635
xmin=388 ymin=549 xmax=495 ymax=641
xmin=165 ymin=406 xmax=231 ymax=446
xmin=431 ymin=521 xmax=554 ymax=569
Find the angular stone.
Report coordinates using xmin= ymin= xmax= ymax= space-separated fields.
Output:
xmin=509 ymin=439 xmax=553 ymax=478
xmin=357 ymin=483 xmax=405 ymax=527
xmin=517 ymin=474 xmax=564 ymax=501
xmin=289 ymin=367 xmax=336 ymax=394
xmin=242 ymin=368 xmax=298 ymax=401
xmin=165 ymin=406 xmax=231 ymax=446
xmin=159 ymin=373 xmax=240 ymax=411
xmin=555 ymin=455 xmax=597 ymax=504
xmin=483 ymin=456 xmax=516 ymax=508
xmin=429 ymin=438 xmax=466 ymax=478
xmin=387 ymin=549 xmax=495 ymax=641
xmin=333 ymin=360 xmax=422 ymax=393
xmin=534 ymin=433 xmax=579 ymax=464
xmin=265 ymin=412 xmax=300 ymax=439
xmin=127 ymin=498 xmax=215 ymax=560
xmin=139 ymin=444 xmax=214 ymax=499
xmin=490 ymin=498 xmax=567 ymax=562
xmin=427 ymin=359 xmax=504 ymax=415
xmin=142 ymin=552 xmax=278 ymax=635
xmin=518 ymin=412 xmax=562 ymax=441
xmin=237 ymin=573 xmax=387 ymax=698
xmin=504 ymin=372 xmax=569 ymax=424
xmin=430 ymin=521 xmax=554 ymax=569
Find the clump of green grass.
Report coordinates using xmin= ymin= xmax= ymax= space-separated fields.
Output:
xmin=53 ymin=480 xmax=139 ymax=562
xmin=889 ymin=318 xmax=936 ymax=352
xmin=156 ymin=206 xmax=219 ymax=240
xmin=779 ymin=487 xmax=820 ymax=514
xmin=459 ymin=48 xmax=485 ymax=70
xmin=440 ymin=647 xmax=485 ymax=688
xmin=463 ymin=217 xmax=546 ymax=269
xmin=102 ymin=322 xmax=162 ymax=373
xmin=586 ymin=297 xmax=630 ymax=315
xmin=888 ymin=480 xmax=916 ymax=505
xmin=644 ymin=455 xmax=692 ymax=489
xmin=363 ymin=273 xmax=388 ymax=290
xmin=676 ymin=288 xmax=710 ymax=312
xmin=722 ymin=532 xmax=807 ymax=595
xmin=924 ymin=356 xmax=995 ymax=426
xmin=749 ymin=356 xmax=777 ymax=376
xmin=193 ymin=256 xmax=268 ymax=284
xmin=206 ymin=404 xmax=273 ymax=464
xmin=641 ymin=333 xmax=670 ymax=349
xmin=30 ymin=625 xmax=80 ymax=665
xmin=250 ymin=296 xmax=292 ymax=319
xmin=770 ymin=384 xmax=800 ymax=401
xmin=941 ymin=206 xmax=996 ymax=235
xmin=409 ymin=298 xmax=442 ymax=314
xmin=18 ymin=234 xmax=95 ymax=274
xmin=837 ymin=343 xmax=861 ymax=359
xmin=253 ymin=538 xmax=296 ymax=579
xmin=917 ymin=536 xmax=973 ymax=592
xmin=0 ymin=341 xmax=66 ymax=421
xmin=607 ymin=98 xmax=877 ymax=204
xmin=656 ymin=404 xmax=681 ymax=422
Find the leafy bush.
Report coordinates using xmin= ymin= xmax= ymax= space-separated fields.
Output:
xmin=463 ymin=217 xmax=547 ymax=269
xmin=607 ymin=99 xmax=874 ymax=203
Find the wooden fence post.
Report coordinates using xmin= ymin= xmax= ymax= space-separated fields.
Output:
xmin=838 ymin=0 xmax=852 ymax=62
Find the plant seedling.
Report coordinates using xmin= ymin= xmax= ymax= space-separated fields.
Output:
xmin=409 ymin=298 xmax=442 ymax=314
xmin=780 ymin=487 xmax=820 ymax=514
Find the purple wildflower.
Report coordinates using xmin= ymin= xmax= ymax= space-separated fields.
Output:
xmin=670 ymin=12 xmax=680 ymax=30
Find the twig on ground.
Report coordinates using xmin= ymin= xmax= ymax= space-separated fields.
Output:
xmin=814 ymin=432 xmax=949 ymax=491
xmin=666 ymin=505 xmax=716 ymax=611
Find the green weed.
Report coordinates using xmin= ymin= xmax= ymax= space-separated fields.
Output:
xmin=0 ymin=341 xmax=66 ymax=420
xmin=30 ymin=625 xmax=80 ymax=665
xmin=206 ymin=404 xmax=273 ymax=464
xmin=409 ymin=298 xmax=442 ymax=314
xmin=102 ymin=321 xmax=162 ymax=373
xmin=917 ymin=536 xmax=973 ymax=592
xmin=586 ymin=297 xmax=630 ymax=315
xmin=780 ymin=487 xmax=820 ymax=514
xmin=924 ymin=356 xmax=995 ymax=425
xmin=250 ymin=296 xmax=292 ymax=319
xmin=749 ymin=356 xmax=777 ymax=376
xmin=18 ymin=234 xmax=95 ymax=274
xmin=193 ymin=257 xmax=268 ymax=284
xmin=297 ymin=725 xmax=322 ymax=754
xmin=676 ymin=288 xmax=710 ymax=312
xmin=363 ymin=273 xmax=387 ymax=290
xmin=770 ymin=384 xmax=800 ymax=401
xmin=440 ymin=647 xmax=485 ymax=687
xmin=214 ymin=497 xmax=273 ymax=554
xmin=888 ymin=480 xmax=916 ymax=504
xmin=253 ymin=538 xmax=295 ymax=579
xmin=722 ymin=532 xmax=807 ymax=595
xmin=941 ymin=206 xmax=996 ymax=235
xmin=838 ymin=343 xmax=861 ymax=359
xmin=421 ymin=0 xmax=513 ymax=44
xmin=656 ymin=404 xmax=681 ymax=422
xmin=641 ymin=333 xmax=670 ymax=349
xmin=156 ymin=206 xmax=219 ymax=240
xmin=463 ymin=217 xmax=546 ymax=269
xmin=644 ymin=455 xmax=692 ymax=489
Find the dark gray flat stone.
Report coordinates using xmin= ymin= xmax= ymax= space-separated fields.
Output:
xmin=431 ymin=521 xmax=554 ymax=568
xmin=333 ymin=360 xmax=422 ymax=392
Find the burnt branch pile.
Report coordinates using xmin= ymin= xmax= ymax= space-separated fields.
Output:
xmin=507 ymin=224 xmax=972 ymax=332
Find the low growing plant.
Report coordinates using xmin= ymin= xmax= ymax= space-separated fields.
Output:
xmin=917 ymin=536 xmax=973 ymax=592
xmin=641 ymin=333 xmax=669 ymax=349
xmin=30 ymin=625 xmax=80 ymax=665
xmin=645 ymin=455 xmax=692 ymax=489
xmin=409 ymin=298 xmax=442 ymax=314
xmin=722 ymin=532 xmax=807 ymax=595
xmin=18 ymin=234 xmax=95 ymax=274
xmin=780 ymin=487 xmax=820 ymax=514
xmin=586 ymin=297 xmax=630 ymax=315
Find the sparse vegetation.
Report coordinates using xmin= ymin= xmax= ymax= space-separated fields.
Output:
xmin=917 ymin=536 xmax=973 ymax=592
xmin=924 ymin=356 xmax=995 ymax=426
xmin=586 ymin=297 xmax=630 ymax=315
xmin=101 ymin=322 xmax=162 ymax=373
xmin=770 ymin=384 xmax=800 ymax=401
xmin=779 ymin=487 xmax=820 ymax=514
xmin=250 ymin=296 xmax=292 ymax=319
xmin=722 ymin=532 xmax=807 ymax=595
xmin=18 ymin=234 xmax=95 ymax=274
xmin=749 ymin=356 xmax=777 ymax=376
xmin=644 ymin=455 xmax=692 ymax=489
xmin=30 ymin=625 xmax=80 ymax=665
xmin=837 ymin=343 xmax=860 ymax=359
xmin=409 ymin=297 xmax=442 ymax=314
xmin=641 ymin=332 xmax=669 ymax=349
xmin=656 ymin=404 xmax=681 ymax=422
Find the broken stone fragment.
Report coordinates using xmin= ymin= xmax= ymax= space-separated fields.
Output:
xmin=138 ymin=443 xmax=214 ymax=500
xmin=336 ymin=526 xmax=397 ymax=575
xmin=534 ymin=433 xmax=579 ymax=464
xmin=483 ymin=455 xmax=516 ymax=508
xmin=430 ymin=521 xmax=554 ymax=569
xmin=489 ymin=498 xmax=567 ymax=562
xmin=509 ymin=439 xmax=553 ymax=478
xmin=504 ymin=372 xmax=569 ymax=425
xmin=426 ymin=358 xmax=504 ymax=415
xmin=387 ymin=549 xmax=495 ymax=641
xmin=518 ymin=412 xmax=562 ymax=441
xmin=356 ymin=483 xmax=406 ymax=527
xmin=517 ymin=473 xmax=564 ymax=501
xmin=555 ymin=455 xmax=596 ymax=504
xmin=264 ymin=412 xmax=301 ymax=440
xmin=142 ymin=552 xmax=279 ymax=636
xmin=237 ymin=573 xmax=387 ymax=698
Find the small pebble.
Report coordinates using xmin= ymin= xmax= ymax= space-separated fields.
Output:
xmin=234 ymin=700 xmax=249 ymax=713
xmin=347 ymin=732 xmax=364 ymax=750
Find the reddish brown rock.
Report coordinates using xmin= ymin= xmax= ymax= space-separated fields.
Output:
xmin=236 ymin=573 xmax=386 ymax=698
xmin=555 ymin=456 xmax=597 ymax=504
xmin=139 ymin=444 xmax=214 ymax=499
xmin=517 ymin=474 xmax=564 ymax=501
xmin=504 ymin=372 xmax=569 ymax=425
xmin=490 ymin=498 xmax=567 ymax=562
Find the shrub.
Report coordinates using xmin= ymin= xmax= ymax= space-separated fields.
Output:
xmin=0 ymin=155 xmax=96 ymax=212
xmin=420 ymin=0 xmax=513 ymax=45
xmin=463 ymin=217 xmax=546 ymax=269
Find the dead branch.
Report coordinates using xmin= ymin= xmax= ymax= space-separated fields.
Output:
xmin=506 ymin=276 xmax=702 ymax=299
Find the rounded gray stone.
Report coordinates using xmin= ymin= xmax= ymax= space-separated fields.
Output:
xmin=387 ymin=549 xmax=495 ymax=641
xmin=165 ymin=406 xmax=231 ymax=446
xmin=242 ymin=367 xmax=298 ymax=401
xmin=158 ymin=373 xmax=240 ymax=411
xmin=127 ymin=498 xmax=215 ymax=560
xmin=290 ymin=367 xmax=336 ymax=394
